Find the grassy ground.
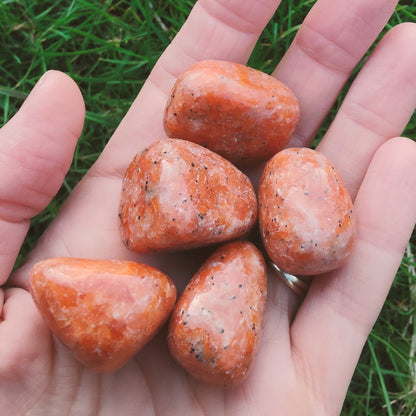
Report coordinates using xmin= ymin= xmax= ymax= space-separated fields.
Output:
xmin=0 ymin=0 xmax=415 ymax=414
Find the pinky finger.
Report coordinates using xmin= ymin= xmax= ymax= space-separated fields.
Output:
xmin=291 ymin=137 xmax=416 ymax=414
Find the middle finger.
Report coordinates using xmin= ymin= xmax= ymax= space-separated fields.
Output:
xmin=317 ymin=23 xmax=416 ymax=199
xmin=274 ymin=0 xmax=398 ymax=148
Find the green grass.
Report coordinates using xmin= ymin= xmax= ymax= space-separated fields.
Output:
xmin=1 ymin=0 xmax=415 ymax=414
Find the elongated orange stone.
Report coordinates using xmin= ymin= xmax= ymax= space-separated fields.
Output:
xmin=30 ymin=258 xmax=177 ymax=373
xmin=168 ymin=241 xmax=267 ymax=387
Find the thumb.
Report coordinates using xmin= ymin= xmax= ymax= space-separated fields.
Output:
xmin=0 ymin=70 xmax=85 ymax=285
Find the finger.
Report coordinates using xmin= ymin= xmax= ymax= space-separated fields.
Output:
xmin=290 ymin=137 xmax=416 ymax=414
xmin=150 ymin=0 xmax=283 ymax=92
xmin=94 ymin=0 xmax=282 ymax=177
xmin=273 ymin=0 xmax=398 ymax=147
xmin=317 ymin=23 xmax=416 ymax=198
xmin=0 ymin=71 xmax=85 ymax=285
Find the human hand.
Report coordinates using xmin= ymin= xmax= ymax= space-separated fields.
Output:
xmin=2 ymin=0 xmax=416 ymax=415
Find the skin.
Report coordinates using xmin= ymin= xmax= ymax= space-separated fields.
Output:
xmin=1 ymin=0 xmax=416 ymax=415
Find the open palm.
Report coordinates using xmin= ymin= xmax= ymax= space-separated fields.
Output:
xmin=1 ymin=0 xmax=416 ymax=415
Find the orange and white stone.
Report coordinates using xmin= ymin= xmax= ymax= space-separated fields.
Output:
xmin=119 ymin=138 xmax=257 ymax=253
xmin=30 ymin=257 xmax=177 ymax=372
xmin=164 ymin=60 xmax=299 ymax=166
xmin=168 ymin=241 xmax=267 ymax=388
xmin=259 ymin=148 xmax=356 ymax=276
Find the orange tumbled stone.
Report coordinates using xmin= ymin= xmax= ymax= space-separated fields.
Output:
xmin=168 ymin=241 xmax=267 ymax=387
xmin=259 ymin=148 xmax=356 ymax=275
xmin=29 ymin=257 xmax=177 ymax=373
xmin=119 ymin=138 xmax=257 ymax=253
xmin=164 ymin=60 xmax=299 ymax=165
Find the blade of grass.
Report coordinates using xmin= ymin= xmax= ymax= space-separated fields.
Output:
xmin=368 ymin=338 xmax=394 ymax=416
xmin=407 ymin=242 xmax=416 ymax=394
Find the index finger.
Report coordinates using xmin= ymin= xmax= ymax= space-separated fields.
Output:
xmin=95 ymin=0 xmax=282 ymax=177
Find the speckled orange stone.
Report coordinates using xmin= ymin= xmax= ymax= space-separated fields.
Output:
xmin=119 ymin=138 xmax=257 ymax=253
xmin=259 ymin=148 xmax=356 ymax=276
xmin=167 ymin=241 xmax=267 ymax=388
xmin=164 ymin=60 xmax=300 ymax=166
xmin=29 ymin=258 xmax=177 ymax=373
